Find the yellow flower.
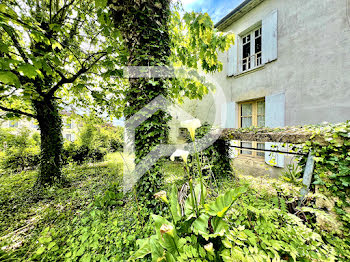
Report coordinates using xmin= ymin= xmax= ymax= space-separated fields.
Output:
xmin=154 ymin=191 xmax=168 ymax=204
xmin=170 ymin=149 xmax=190 ymax=163
xmin=160 ymin=224 xmax=174 ymax=238
xmin=204 ymin=242 xmax=214 ymax=255
xmin=181 ymin=119 xmax=201 ymax=140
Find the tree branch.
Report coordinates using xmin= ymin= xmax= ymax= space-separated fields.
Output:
xmin=46 ymin=52 xmax=107 ymax=97
xmin=0 ymin=105 xmax=36 ymax=118
xmin=2 ymin=25 xmax=29 ymax=63
xmin=52 ymin=0 xmax=76 ymax=24
xmin=0 ymin=11 xmax=39 ymax=32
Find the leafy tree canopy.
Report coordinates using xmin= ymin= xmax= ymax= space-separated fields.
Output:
xmin=0 ymin=0 xmax=126 ymax=119
xmin=1 ymin=1 xmax=234 ymax=120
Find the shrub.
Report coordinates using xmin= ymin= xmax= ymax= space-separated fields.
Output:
xmin=0 ymin=128 xmax=40 ymax=170
xmin=76 ymin=119 xmax=124 ymax=153
xmin=62 ymin=143 xmax=106 ymax=165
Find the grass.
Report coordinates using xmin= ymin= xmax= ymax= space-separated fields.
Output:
xmin=0 ymin=155 xmax=124 ymax=258
xmin=1 ymin=154 xmax=348 ymax=261
xmin=0 ymin=153 xmax=187 ymax=261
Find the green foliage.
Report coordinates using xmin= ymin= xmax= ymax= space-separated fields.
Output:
xmin=298 ymin=122 xmax=350 ymax=258
xmin=0 ymin=127 xmax=40 ymax=170
xmin=0 ymin=0 xmax=124 ymax=118
xmin=301 ymin=122 xmax=350 ymax=202
xmin=0 ymin=154 xmax=154 ymax=261
xmin=185 ymin=123 xmax=232 ymax=180
xmin=131 ymin=185 xmax=248 ymax=262
xmin=223 ymin=185 xmax=336 ymax=262
xmin=32 ymin=192 xmax=152 ymax=262
xmin=76 ymin=116 xmax=124 ymax=152
xmin=62 ymin=143 xmax=106 ymax=165
xmin=281 ymin=163 xmax=303 ymax=186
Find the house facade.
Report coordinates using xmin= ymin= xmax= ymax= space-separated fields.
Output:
xmin=0 ymin=111 xmax=81 ymax=142
xmin=169 ymin=0 xmax=350 ymax=176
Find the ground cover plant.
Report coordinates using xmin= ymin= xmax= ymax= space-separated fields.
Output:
xmin=130 ymin=121 xmax=349 ymax=262
xmin=0 ymin=0 xmax=349 ymax=260
xmin=0 ymin=122 xmax=350 ymax=261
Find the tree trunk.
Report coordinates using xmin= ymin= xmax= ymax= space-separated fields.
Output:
xmin=33 ymin=98 xmax=63 ymax=188
xmin=110 ymin=0 xmax=171 ymax=203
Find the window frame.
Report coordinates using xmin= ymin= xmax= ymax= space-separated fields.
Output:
xmin=238 ymin=98 xmax=265 ymax=158
xmin=239 ymin=25 xmax=263 ymax=73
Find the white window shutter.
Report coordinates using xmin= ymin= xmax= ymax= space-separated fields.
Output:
xmin=265 ymin=93 xmax=285 ymax=168
xmin=229 ymin=140 xmax=239 ymax=159
xmin=227 ymin=41 xmax=238 ymax=76
xmin=221 ymin=102 xmax=239 ymax=158
xmin=221 ymin=102 xmax=236 ymax=128
xmin=262 ymin=9 xmax=278 ymax=64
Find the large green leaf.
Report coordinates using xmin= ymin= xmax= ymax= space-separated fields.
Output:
xmin=191 ymin=213 xmax=209 ymax=236
xmin=17 ymin=64 xmax=38 ymax=79
xmin=150 ymin=235 xmax=164 ymax=262
xmin=0 ymin=4 xmax=18 ymax=18
xmin=205 ymin=186 xmax=248 ymax=217
xmin=191 ymin=214 xmax=229 ymax=240
xmin=130 ymin=238 xmax=151 ymax=260
xmin=169 ymin=184 xmax=182 ymax=223
xmin=0 ymin=71 xmax=20 ymax=87
xmin=152 ymin=215 xmax=180 ymax=258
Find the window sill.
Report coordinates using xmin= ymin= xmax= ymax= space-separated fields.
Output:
xmin=235 ymin=64 xmax=265 ymax=78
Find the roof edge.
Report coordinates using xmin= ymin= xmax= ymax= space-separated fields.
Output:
xmin=215 ymin=0 xmax=265 ymax=30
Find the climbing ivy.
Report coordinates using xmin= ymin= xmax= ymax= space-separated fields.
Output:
xmin=104 ymin=0 xmax=235 ymax=207
xmin=299 ymin=122 xmax=350 ymax=240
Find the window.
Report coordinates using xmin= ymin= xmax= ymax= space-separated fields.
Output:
xmin=227 ymin=10 xmax=277 ymax=77
xmin=241 ymin=27 xmax=262 ymax=72
xmin=65 ymin=134 xmax=72 ymax=141
xmin=238 ymin=99 xmax=265 ymax=157
xmin=9 ymin=120 xmax=18 ymax=128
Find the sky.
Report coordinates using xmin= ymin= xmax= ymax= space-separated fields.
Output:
xmin=181 ymin=0 xmax=245 ymax=24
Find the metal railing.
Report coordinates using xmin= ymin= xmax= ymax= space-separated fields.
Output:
xmin=240 ymin=51 xmax=262 ymax=72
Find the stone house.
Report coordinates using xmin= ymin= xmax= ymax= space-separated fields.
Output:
xmin=168 ymin=0 xmax=350 ymax=176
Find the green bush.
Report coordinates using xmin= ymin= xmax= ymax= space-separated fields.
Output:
xmin=0 ymin=128 xmax=40 ymax=170
xmin=62 ymin=143 xmax=106 ymax=165
xmin=76 ymin=118 xmax=124 ymax=152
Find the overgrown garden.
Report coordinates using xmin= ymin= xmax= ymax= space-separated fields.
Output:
xmin=0 ymin=0 xmax=349 ymax=261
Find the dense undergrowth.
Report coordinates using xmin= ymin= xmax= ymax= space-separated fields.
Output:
xmin=1 ymin=122 xmax=350 ymax=261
